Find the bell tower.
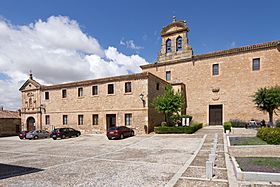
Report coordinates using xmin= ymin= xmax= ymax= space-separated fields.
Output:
xmin=157 ymin=16 xmax=193 ymax=63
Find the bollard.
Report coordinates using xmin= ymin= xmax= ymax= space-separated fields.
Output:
xmin=206 ymin=160 xmax=213 ymax=179
xmin=211 ymin=147 xmax=216 ymax=155
xmin=209 ymin=153 xmax=216 ymax=162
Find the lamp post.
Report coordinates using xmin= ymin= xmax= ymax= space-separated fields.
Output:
xmin=139 ymin=93 xmax=145 ymax=107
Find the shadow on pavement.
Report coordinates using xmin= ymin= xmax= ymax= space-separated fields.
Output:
xmin=0 ymin=163 xmax=43 ymax=180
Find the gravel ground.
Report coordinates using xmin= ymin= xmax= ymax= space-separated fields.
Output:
xmin=0 ymin=134 xmax=202 ymax=187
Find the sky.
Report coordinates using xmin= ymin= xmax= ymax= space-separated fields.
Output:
xmin=0 ymin=0 xmax=280 ymax=110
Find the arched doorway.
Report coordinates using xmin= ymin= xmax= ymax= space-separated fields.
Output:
xmin=26 ymin=117 xmax=36 ymax=131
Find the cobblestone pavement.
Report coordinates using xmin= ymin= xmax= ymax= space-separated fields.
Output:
xmin=0 ymin=134 xmax=203 ymax=187
xmin=173 ymin=126 xmax=229 ymax=187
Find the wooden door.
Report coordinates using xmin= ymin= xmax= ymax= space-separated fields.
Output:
xmin=209 ymin=105 xmax=223 ymax=125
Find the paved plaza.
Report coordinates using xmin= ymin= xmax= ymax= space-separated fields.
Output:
xmin=0 ymin=133 xmax=204 ymax=187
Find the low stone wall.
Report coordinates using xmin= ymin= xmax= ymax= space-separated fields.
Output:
xmin=229 ymin=144 xmax=280 ymax=157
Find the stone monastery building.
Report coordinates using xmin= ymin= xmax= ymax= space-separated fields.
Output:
xmin=20 ymin=17 xmax=280 ymax=134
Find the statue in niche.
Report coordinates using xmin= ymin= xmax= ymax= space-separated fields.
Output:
xmin=29 ymin=98 xmax=33 ymax=108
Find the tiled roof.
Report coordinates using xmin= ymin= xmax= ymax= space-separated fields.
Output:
xmin=0 ymin=110 xmax=20 ymax=119
xmin=141 ymin=40 xmax=280 ymax=69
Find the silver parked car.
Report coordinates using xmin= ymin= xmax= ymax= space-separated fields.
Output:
xmin=26 ymin=130 xmax=50 ymax=140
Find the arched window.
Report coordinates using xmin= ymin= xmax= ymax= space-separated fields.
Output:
xmin=166 ymin=39 xmax=172 ymax=53
xmin=176 ymin=36 xmax=182 ymax=52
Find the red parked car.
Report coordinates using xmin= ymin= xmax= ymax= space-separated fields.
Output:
xmin=107 ymin=126 xmax=134 ymax=140
xmin=19 ymin=131 xmax=29 ymax=139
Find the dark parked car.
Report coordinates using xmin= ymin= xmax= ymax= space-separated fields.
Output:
xmin=107 ymin=126 xmax=134 ymax=140
xmin=26 ymin=130 xmax=50 ymax=140
xmin=51 ymin=128 xmax=81 ymax=140
xmin=19 ymin=130 xmax=29 ymax=139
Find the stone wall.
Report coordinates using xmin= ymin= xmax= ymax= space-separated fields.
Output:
xmin=0 ymin=118 xmax=21 ymax=136
xmin=143 ymin=48 xmax=280 ymax=124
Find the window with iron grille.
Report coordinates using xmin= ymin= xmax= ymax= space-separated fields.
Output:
xmin=125 ymin=113 xmax=132 ymax=126
xmin=108 ymin=84 xmax=114 ymax=94
xmin=166 ymin=71 xmax=171 ymax=81
xmin=78 ymin=115 xmax=84 ymax=125
xmin=45 ymin=115 xmax=50 ymax=125
xmin=125 ymin=82 xmax=132 ymax=93
xmin=45 ymin=92 xmax=49 ymax=100
xmin=63 ymin=115 xmax=68 ymax=125
xmin=212 ymin=64 xmax=219 ymax=76
xmin=78 ymin=87 xmax=83 ymax=97
xmin=92 ymin=114 xmax=98 ymax=125
xmin=92 ymin=86 xmax=98 ymax=95
xmin=62 ymin=89 xmax=67 ymax=98
xmin=252 ymin=58 xmax=260 ymax=71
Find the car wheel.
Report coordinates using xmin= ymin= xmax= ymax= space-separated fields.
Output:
xmin=34 ymin=136 xmax=38 ymax=140
xmin=107 ymin=137 xmax=112 ymax=140
xmin=76 ymin=133 xmax=80 ymax=137
xmin=120 ymin=134 xmax=124 ymax=139
xmin=61 ymin=134 xmax=66 ymax=139
xmin=52 ymin=137 xmax=57 ymax=140
xmin=131 ymin=131 xmax=134 ymax=136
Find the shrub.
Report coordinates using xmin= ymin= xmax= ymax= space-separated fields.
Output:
xmin=257 ymin=127 xmax=280 ymax=144
xmin=230 ymin=119 xmax=248 ymax=128
xmin=224 ymin=121 xmax=232 ymax=133
xmin=154 ymin=122 xmax=202 ymax=134
xmin=275 ymin=119 xmax=280 ymax=128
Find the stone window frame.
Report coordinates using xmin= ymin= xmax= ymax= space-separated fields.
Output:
xmin=62 ymin=89 xmax=67 ymax=98
xmin=92 ymin=114 xmax=98 ymax=125
xmin=124 ymin=82 xmax=132 ymax=94
xmin=45 ymin=115 xmax=50 ymax=125
xmin=212 ymin=64 xmax=219 ymax=76
xmin=166 ymin=71 xmax=171 ymax=81
xmin=63 ymin=115 xmax=68 ymax=125
xmin=45 ymin=92 xmax=49 ymax=100
xmin=92 ymin=85 xmax=98 ymax=96
xmin=78 ymin=87 xmax=84 ymax=97
xmin=252 ymin=58 xmax=260 ymax=71
xmin=107 ymin=83 xmax=115 ymax=95
xmin=78 ymin=115 xmax=84 ymax=125
xmin=125 ymin=113 xmax=132 ymax=127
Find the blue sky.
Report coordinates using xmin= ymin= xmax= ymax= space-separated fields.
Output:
xmin=0 ymin=0 xmax=280 ymax=110
xmin=1 ymin=0 xmax=279 ymax=63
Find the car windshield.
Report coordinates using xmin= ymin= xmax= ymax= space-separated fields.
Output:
xmin=109 ymin=127 xmax=119 ymax=131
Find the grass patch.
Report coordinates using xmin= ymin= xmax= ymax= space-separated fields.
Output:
xmin=229 ymin=137 xmax=267 ymax=146
xmin=236 ymin=157 xmax=280 ymax=173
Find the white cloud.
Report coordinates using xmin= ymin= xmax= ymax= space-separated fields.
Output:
xmin=120 ymin=38 xmax=143 ymax=50
xmin=230 ymin=41 xmax=236 ymax=48
xmin=0 ymin=16 xmax=148 ymax=110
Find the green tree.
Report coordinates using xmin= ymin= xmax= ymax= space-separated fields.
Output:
xmin=253 ymin=86 xmax=280 ymax=124
xmin=153 ymin=84 xmax=184 ymax=125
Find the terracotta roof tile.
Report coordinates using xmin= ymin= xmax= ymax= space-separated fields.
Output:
xmin=0 ymin=110 xmax=20 ymax=119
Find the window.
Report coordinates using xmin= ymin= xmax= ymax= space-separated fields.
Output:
xmin=166 ymin=71 xmax=171 ymax=81
xmin=92 ymin=114 xmax=98 ymax=125
xmin=45 ymin=92 xmax=49 ymax=100
xmin=125 ymin=82 xmax=132 ymax=93
xmin=78 ymin=87 xmax=83 ymax=97
xmin=125 ymin=114 xmax=132 ymax=126
xmin=176 ymin=36 xmax=182 ymax=52
xmin=156 ymin=83 xmax=160 ymax=90
xmin=45 ymin=115 xmax=50 ymax=125
xmin=108 ymin=84 xmax=114 ymax=94
xmin=252 ymin=58 xmax=260 ymax=71
xmin=92 ymin=86 xmax=98 ymax=96
xmin=63 ymin=115 xmax=68 ymax=125
xmin=212 ymin=64 xmax=219 ymax=76
xmin=62 ymin=89 xmax=67 ymax=98
xmin=166 ymin=39 xmax=172 ymax=53
xmin=78 ymin=115 xmax=84 ymax=125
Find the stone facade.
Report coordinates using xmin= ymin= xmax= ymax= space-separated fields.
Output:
xmin=0 ymin=108 xmax=21 ymax=136
xmin=20 ymin=72 xmax=167 ymax=134
xmin=141 ymin=18 xmax=280 ymax=125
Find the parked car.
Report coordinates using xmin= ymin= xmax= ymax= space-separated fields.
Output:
xmin=107 ymin=126 xmax=134 ymax=140
xmin=26 ymin=130 xmax=50 ymax=140
xmin=19 ymin=130 xmax=29 ymax=139
xmin=51 ymin=128 xmax=81 ymax=140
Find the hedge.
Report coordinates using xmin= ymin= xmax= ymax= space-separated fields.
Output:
xmin=154 ymin=122 xmax=202 ymax=134
xmin=257 ymin=127 xmax=280 ymax=145
xmin=224 ymin=121 xmax=232 ymax=133
xmin=229 ymin=119 xmax=247 ymax=128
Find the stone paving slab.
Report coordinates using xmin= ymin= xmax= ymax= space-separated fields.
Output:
xmin=174 ymin=178 xmax=229 ymax=187
xmin=183 ymin=166 xmax=228 ymax=180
